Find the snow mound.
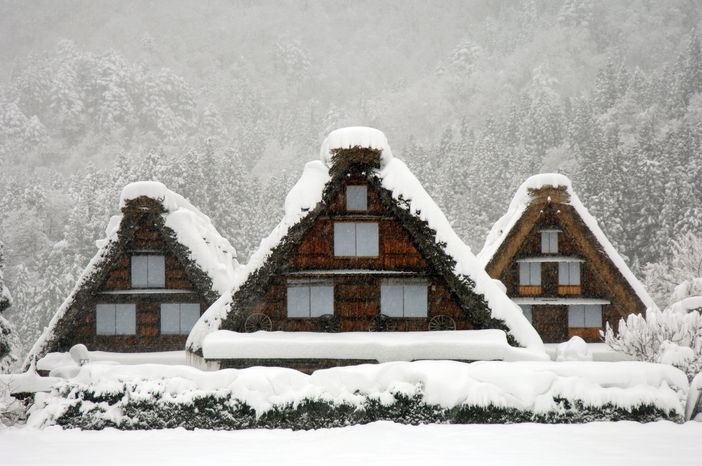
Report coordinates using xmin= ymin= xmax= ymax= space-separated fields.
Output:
xmin=478 ymin=173 xmax=656 ymax=310
xmin=667 ymin=278 xmax=702 ymax=314
xmin=555 ymin=336 xmax=592 ymax=361
xmin=320 ymin=126 xmax=393 ymax=168
xmin=202 ymin=330 xmax=547 ymax=363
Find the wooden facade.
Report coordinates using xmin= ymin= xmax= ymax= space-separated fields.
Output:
xmin=239 ymin=172 xmax=472 ymax=334
xmin=483 ymin=185 xmax=649 ymax=343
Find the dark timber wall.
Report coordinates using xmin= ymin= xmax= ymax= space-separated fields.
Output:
xmin=242 ymin=173 xmax=472 ymax=333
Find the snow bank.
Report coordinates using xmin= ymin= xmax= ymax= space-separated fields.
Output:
xmin=27 ymin=360 xmax=689 ymax=429
xmin=202 ymin=330 xmax=547 ymax=363
xmin=37 ymin=350 xmax=187 ymax=374
xmin=0 ymin=362 xmax=61 ymax=394
xmin=554 ymin=337 xmax=592 ymax=361
xmin=477 ymin=174 xmax=657 ymax=310
xmin=188 ymin=129 xmax=544 ymax=354
xmin=320 ymin=126 xmax=393 ymax=168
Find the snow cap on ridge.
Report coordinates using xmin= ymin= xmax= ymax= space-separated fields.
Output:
xmin=320 ymin=126 xmax=393 ymax=168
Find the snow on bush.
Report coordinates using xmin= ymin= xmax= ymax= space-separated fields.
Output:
xmin=603 ymin=308 xmax=702 ymax=380
xmin=27 ymin=360 xmax=688 ymax=430
xmin=555 ymin=337 xmax=593 ymax=361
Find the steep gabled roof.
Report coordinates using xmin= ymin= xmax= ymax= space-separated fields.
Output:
xmin=25 ymin=182 xmax=239 ymax=366
xmin=477 ymin=173 xmax=657 ymax=311
xmin=188 ymin=127 xmax=544 ymax=354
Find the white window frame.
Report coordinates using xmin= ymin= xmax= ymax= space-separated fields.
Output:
xmin=346 ymin=185 xmax=368 ymax=211
xmin=568 ymin=304 xmax=602 ymax=328
xmin=131 ymin=255 xmax=166 ymax=288
xmin=160 ymin=303 xmax=200 ymax=335
xmin=96 ymin=303 xmax=136 ymax=335
xmin=380 ymin=279 xmax=428 ymax=318
xmin=558 ymin=262 xmax=581 ymax=286
xmin=287 ymin=280 xmax=334 ymax=318
xmin=333 ymin=222 xmax=379 ymax=257
xmin=541 ymin=230 xmax=559 ymax=253
xmin=519 ymin=262 xmax=541 ymax=286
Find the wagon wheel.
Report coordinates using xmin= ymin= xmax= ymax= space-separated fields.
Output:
xmin=428 ymin=315 xmax=456 ymax=331
xmin=368 ymin=314 xmax=397 ymax=332
xmin=244 ymin=313 xmax=273 ymax=332
xmin=318 ymin=314 xmax=341 ymax=333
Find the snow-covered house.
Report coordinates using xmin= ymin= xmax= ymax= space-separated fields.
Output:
xmin=478 ymin=174 xmax=656 ymax=343
xmin=25 ymin=182 xmax=239 ymax=367
xmin=187 ymin=127 xmax=544 ymax=371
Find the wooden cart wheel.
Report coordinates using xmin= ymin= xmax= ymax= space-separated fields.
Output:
xmin=368 ymin=314 xmax=396 ymax=332
xmin=244 ymin=313 xmax=273 ymax=332
xmin=318 ymin=314 xmax=340 ymax=333
xmin=428 ymin=315 xmax=456 ymax=331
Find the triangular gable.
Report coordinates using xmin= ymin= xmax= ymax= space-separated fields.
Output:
xmin=25 ymin=182 xmax=238 ymax=366
xmin=478 ymin=174 xmax=657 ymax=313
xmin=188 ymin=127 xmax=543 ymax=355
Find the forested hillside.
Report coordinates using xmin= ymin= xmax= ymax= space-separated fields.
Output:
xmin=1 ymin=0 xmax=701 ymax=355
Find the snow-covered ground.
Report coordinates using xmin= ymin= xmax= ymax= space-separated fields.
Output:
xmin=1 ymin=421 xmax=700 ymax=466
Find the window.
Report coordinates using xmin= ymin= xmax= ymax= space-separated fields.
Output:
xmin=334 ymin=222 xmax=379 ymax=257
xmin=346 ymin=185 xmax=368 ymax=211
xmin=568 ymin=305 xmax=602 ymax=328
xmin=559 ymin=262 xmax=581 ymax=285
xmin=541 ymin=231 xmax=559 ymax=253
xmin=160 ymin=303 xmax=200 ymax=335
xmin=519 ymin=262 xmax=541 ymax=285
xmin=380 ymin=280 xmax=428 ymax=317
xmin=287 ymin=280 xmax=334 ymax=318
xmin=519 ymin=304 xmax=533 ymax=324
xmin=96 ymin=303 xmax=136 ymax=335
xmin=131 ymin=255 xmax=165 ymax=288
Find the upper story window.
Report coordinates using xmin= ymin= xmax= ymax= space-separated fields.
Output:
xmin=287 ymin=280 xmax=334 ymax=318
xmin=541 ymin=230 xmax=559 ymax=253
xmin=334 ymin=222 xmax=379 ymax=257
xmin=519 ymin=262 xmax=541 ymax=286
xmin=160 ymin=303 xmax=200 ymax=335
xmin=380 ymin=279 xmax=428 ymax=318
xmin=568 ymin=304 xmax=602 ymax=328
xmin=346 ymin=185 xmax=368 ymax=211
xmin=96 ymin=303 xmax=136 ymax=335
xmin=558 ymin=262 xmax=581 ymax=285
xmin=131 ymin=255 xmax=165 ymax=288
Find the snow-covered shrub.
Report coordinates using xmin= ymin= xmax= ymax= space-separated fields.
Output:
xmin=603 ymin=308 xmax=702 ymax=380
xmin=0 ymin=381 xmax=26 ymax=427
xmin=27 ymin=361 xmax=687 ymax=429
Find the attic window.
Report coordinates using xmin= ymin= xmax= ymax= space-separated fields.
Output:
xmin=131 ymin=255 xmax=165 ymax=288
xmin=380 ymin=279 xmax=428 ymax=318
xmin=334 ymin=222 xmax=379 ymax=257
xmin=346 ymin=185 xmax=368 ymax=211
xmin=541 ymin=230 xmax=559 ymax=253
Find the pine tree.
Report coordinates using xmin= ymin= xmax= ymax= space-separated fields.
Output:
xmin=0 ymin=240 xmax=22 ymax=373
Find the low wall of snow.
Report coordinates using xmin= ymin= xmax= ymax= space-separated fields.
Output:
xmin=27 ymin=360 xmax=689 ymax=429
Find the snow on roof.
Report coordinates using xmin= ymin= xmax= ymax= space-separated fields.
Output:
xmin=26 ymin=182 xmax=239 ymax=366
xmin=188 ymin=128 xmax=545 ymax=354
xmin=202 ymin=329 xmax=548 ymax=363
xmin=477 ymin=173 xmax=657 ymax=310
xmin=320 ymin=126 xmax=393 ymax=168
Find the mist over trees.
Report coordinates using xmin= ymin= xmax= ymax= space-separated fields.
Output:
xmin=1 ymin=0 xmax=701 ymax=357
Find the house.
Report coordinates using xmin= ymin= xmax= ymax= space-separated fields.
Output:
xmin=478 ymin=174 xmax=657 ymax=343
xmin=25 ymin=181 xmax=239 ymax=367
xmin=187 ymin=127 xmax=545 ymax=371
